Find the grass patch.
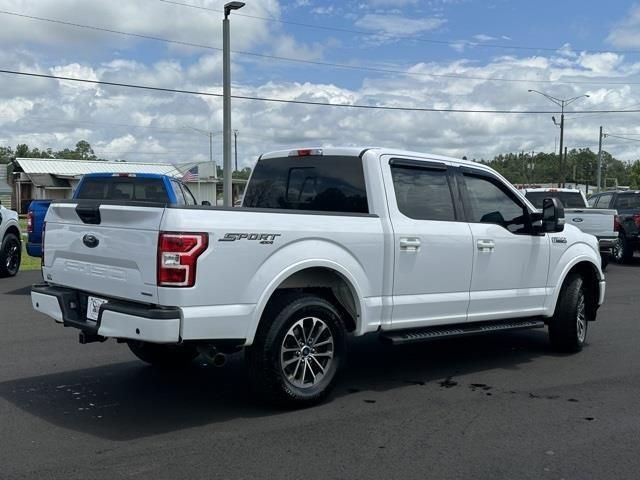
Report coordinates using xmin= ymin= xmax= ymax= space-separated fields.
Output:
xmin=18 ymin=218 xmax=41 ymax=271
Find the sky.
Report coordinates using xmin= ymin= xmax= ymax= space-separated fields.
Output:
xmin=2 ymin=0 xmax=640 ymax=170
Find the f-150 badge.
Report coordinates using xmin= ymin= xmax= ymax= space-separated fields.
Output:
xmin=219 ymin=233 xmax=282 ymax=245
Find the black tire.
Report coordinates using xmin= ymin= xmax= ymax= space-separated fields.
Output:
xmin=612 ymin=234 xmax=633 ymax=264
xmin=0 ymin=233 xmax=21 ymax=278
xmin=548 ymin=273 xmax=589 ymax=353
xmin=601 ymin=255 xmax=609 ymax=271
xmin=246 ymin=292 xmax=347 ymax=407
xmin=127 ymin=341 xmax=198 ymax=367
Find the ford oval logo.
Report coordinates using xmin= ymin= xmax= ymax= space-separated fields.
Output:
xmin=82 ymin=234 xmax=99 ymax=248
xmin=572 ymin=218 xmax=584 ymax=223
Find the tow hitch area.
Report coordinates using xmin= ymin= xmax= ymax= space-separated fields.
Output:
xmin=79 ymin=331 xmax=107 ymax=344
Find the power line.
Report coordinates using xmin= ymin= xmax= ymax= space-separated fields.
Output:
xmin=604 ymin=134 xmax=640 ymax=143
xmin=158 ymin=0 xmax=640 ymax=56
xmin=5 ymin=68 xmax=640 ymax=115
xmin=3 ymin=9 xmax=640 ymax=87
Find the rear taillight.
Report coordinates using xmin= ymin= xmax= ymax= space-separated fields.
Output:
xmin=27 ymin=211 xmax=33 ymax=233
xmin=41 ymin=222 xmax=46 ymax=268
xmin=157 ymin=232 xmax=208 ymax=287
xmin=634 ymin=214 xmax=640 ymax=229
xmin=614 ymin=215 xmax=621 ymax=232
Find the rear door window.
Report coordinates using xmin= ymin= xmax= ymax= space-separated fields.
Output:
xmin=179 ymin=182 xmax=197 ymax=205
xmin=390 ymin=165 xmax=456 ymax=221
xmin=170 ymin=181 xmax=186 ymax=206
xmin=243 ymin=155 xmax=368 ymax=213
xmin=595 ymin=193 xmax=613 ymax=208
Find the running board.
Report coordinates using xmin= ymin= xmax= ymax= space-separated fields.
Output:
xmin=380 ymin=318 xmax=545 ymax=346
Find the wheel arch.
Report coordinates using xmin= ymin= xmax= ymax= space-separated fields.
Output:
xmin=245 ymin=262 xmax=365 ymax=346
xmin=550 ymin=260 xmax=601 ymax=321
xmin=3 ymin=224 xmax=21 ymax=241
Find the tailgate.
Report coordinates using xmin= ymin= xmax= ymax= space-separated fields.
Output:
xmin=565 ymin=208 xmax=616 ymax=239
xmin=42 ymin=202 xmax=164 ymax=303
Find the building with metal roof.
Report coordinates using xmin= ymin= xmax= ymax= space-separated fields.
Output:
xmin=10 ymin=158 xmax=183 ymax=212
xmin=7 ymin=157 xmax=245 ymax=213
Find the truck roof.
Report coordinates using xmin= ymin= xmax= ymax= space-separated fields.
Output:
xmin=260 ymin=147 xmax=480 ymax=168
xmin=83 ymin=172 xmax=172 ymax=179
xmin=524 ymin=188 xmax=581 ymax=193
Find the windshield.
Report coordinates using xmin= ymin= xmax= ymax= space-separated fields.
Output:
xmin=525 ymin=191 xmax=585 ymax=209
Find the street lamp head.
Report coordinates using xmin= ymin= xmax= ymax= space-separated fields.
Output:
xmin=224 ymin=1 xmax=245 ymax=17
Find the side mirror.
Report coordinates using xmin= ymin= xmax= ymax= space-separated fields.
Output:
xmin=201 ymin=200 xmax=211 ymax=206
xmin=542 ymin=197 xmax=565 ymax=232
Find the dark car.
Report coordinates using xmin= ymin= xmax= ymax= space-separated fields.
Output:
xmin=588 ymin=190 xmax=640 ymax=263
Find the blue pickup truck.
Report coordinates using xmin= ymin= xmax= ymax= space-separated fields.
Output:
xmin=27 ymin=173 xmax=202 ymax=257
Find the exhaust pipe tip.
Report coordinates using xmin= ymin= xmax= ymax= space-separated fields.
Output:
xmin=212 ymin=352 xmax=226 ymax=367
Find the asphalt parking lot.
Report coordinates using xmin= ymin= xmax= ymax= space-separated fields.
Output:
xmin=1 ymin=262 xmax=639 ymax=480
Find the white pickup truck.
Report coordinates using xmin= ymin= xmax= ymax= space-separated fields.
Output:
xmin=524 ymin=188 xmax=618 ymax=267
xmin=32 ymin=148 xmax=606 ymax=406
xmin=0 ymin=203 xmax=21 ymax=277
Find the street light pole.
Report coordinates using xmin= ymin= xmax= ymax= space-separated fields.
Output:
xmin=223 ymin=1 xmax=245 ymax=207
xmin=528 ymin=89 xmax=589 ymax=186
xmin=233 ymin=129 xmax=238 ymax=173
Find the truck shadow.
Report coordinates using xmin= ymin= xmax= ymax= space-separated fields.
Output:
xmin=0 ymin=329 xmax=557 ymax=441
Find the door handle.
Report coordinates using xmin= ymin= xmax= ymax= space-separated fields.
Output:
xmin=400 ymin=237 xmax=421 ymax=252
xmin=477 ymin=239 xmax=495 ymax=252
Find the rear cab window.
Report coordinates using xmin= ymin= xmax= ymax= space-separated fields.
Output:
xmin=243 ymin=155 xmax=368 ymax=213
xmin=614 ymin=193 xmax=640 ymax=210
xmin=525 ymin=191 xmax=586 ymax=209
xmin=75 ymin=177 xmax=169 ymax=203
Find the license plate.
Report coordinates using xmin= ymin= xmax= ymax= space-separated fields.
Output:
xmin=87 ymin=296 xmax=108 ymax=322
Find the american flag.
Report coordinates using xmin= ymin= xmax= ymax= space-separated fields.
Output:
xmin=182 ymin=165 xmax=199 ymax=182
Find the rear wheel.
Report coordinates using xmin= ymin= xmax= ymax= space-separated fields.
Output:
xmin=246 ymin=293 xmax=347 ymax=407
xmin=548 ymin=273 xmax=589 ymax=353
xmin=612 ymin=234 xmax=633 ymax=264
xmin=0 ymin=233 xmax=21 ymax=278
xmin=127 ymin=341 xmax=198 ymax=367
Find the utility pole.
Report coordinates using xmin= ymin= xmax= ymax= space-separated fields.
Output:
xmin=563 ymin=146 xmax=567 ymax=188
xmin=528 ymin=90 xmax=589 ymax=187
xmin=209 ymin=131 xmax=214 ymax=177
xmin=233 ymin=129 xmax=238 ymax=173
xmin=558 ymin=114 xmax=564 ymax=187
xmin=597 ymin=126 xmax=603 ymax=192
xmin=222 ymin=2 xmax=245 ymax=207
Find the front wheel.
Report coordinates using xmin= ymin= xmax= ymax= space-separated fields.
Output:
xmin=246 ymin=293 xmax=347 ymax=407
xmin=548 ymin=273 xmax=589 ymax=353
xmin=127 ymin=341 xmax=198 ymax=367
xmin=0 ymin=233 xmax=21 ymax=278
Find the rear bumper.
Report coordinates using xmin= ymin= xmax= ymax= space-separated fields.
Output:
xmin=31 ymin=283 xmax=181 ymax=344
xmin=26 ymin=242 xmax=42 ymax=258
xmin=597 ymin=237 xmax=617 ymax=254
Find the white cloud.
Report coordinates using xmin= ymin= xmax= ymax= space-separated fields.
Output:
xmin=607 ymin=4 xmax=640 ymax=47
xmin=473 ymin=34 xmax=498 ymax=42
xmin=3 ymin=2 xmax=640 ymax=168
xmin=355 ymin=13 xmax=446 ymax=37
